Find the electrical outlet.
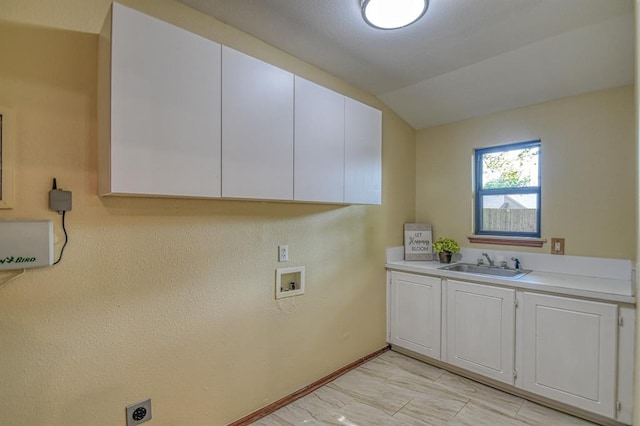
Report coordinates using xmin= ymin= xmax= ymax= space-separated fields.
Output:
xmin=278 ymin=245 xmax=289 ymax=262
xmin=126 ymin=399 xmax=152 ymax=426
xmin=551 ymin=238 xmax=565 ymax=255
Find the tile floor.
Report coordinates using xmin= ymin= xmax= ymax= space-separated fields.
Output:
xmin=252 ymin=350 xmax=597 ymax=425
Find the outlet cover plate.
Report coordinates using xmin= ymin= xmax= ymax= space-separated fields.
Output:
xmin=126 ymin=399 xmax=152 ymax=426
xmin=551 ymin=238 xmax=565 ymax=255
xmin=278 ymin=245 xmax=289 ymax=262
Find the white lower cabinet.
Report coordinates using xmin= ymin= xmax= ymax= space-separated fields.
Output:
xmin=521 ymin=292 xmax=618 ymax=418
xmin=446 ymin=279 xmax=515 ymax=384
xmin=386 ymin=271 xmax=632 ymax=424
xmin=388 ymin=272 xmax=441 ymax=359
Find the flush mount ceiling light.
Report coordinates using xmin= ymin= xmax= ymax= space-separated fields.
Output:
xmin=361 ymin=0 xmax=429 ymax=30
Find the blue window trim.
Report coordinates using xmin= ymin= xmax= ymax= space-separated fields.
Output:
xmin=474 ymin=140 xmax=541 ymax=238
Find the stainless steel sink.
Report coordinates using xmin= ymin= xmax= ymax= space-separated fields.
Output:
xmin=438 ymin=263 xmax=531 ymax=279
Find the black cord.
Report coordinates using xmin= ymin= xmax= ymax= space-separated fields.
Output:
xmin=53 ymin=211 xmax=68 ymax=265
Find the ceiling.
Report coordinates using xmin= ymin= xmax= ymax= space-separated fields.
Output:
xmin=177 ymin=0 xmax=634 ymax=129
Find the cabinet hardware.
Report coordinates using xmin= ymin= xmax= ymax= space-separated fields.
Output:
xmin=616 ymin=400 xmax=622 ymax=411
xmin=513 ymin=370 xmax=518 ymax=379
xmin=618 ymin=316 xmax=624 ymax=326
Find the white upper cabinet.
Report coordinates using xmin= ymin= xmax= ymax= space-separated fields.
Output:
xmin=522 ymin=293 xmax=617 ymax=418
xmin=99 ymin=2 xmax=222 ymax=197
xmin=99 ymin=5 xmax=382 ymax=204
xmin=294 ymin=77 xmax=345 ymax=203
xmin=221 ymin=46 xmax=294 ymax=201
xmin=345 ymin=98 xmax=382 ymax=205
xmin=446 ymin=280 xmax=515 ymax=384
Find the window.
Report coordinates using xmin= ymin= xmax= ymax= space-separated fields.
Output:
xmin=474 ymin=140 xmax=541 ymax=238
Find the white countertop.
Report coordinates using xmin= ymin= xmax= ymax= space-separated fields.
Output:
xmin=386 ymin=260 xmax=635 ymax=304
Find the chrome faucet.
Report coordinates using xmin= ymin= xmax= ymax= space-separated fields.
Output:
xmin=482 ymin=252 xmax=494 ymax=267
xmin=511 ymin=257 xmax=521 ymax=270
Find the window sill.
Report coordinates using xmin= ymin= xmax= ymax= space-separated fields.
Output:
xmin=467 ymin=235 xmax=546 ymax=248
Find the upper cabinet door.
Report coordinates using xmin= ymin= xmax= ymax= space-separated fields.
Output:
xmin=344 ymin=98 xmax=382 ymax=205
xmin=106 ymin=3 xmax=222 ymax=197
xmin=221 ymin=47 xmax=294 ymax=200
xmin=294 ymin=77 xmax=345 ymax=203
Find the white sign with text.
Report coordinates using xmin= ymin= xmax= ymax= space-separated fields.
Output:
xmin=404 ymin=223 xmax=432 ymax=261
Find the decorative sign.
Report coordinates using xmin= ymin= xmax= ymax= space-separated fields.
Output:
xmin=404 ymin=223 xmax=432 ymax=261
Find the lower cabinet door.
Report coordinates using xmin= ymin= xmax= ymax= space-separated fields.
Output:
xmin=522 ymin=292 xmax=617 ymax=418
xmin=389 ymin=272 xmax=441 ymax=359
xmin=446 ymin=280 xmax=515 ymax=384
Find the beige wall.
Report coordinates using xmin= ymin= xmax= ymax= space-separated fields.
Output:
xmin=416 ymin=86 xmax=636 ymax=260
xmin=0 ymin=1 xmax=416 ymax=425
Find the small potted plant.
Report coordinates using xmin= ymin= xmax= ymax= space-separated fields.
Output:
xmin=433 ymin=237 xmax=460 ymax=264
